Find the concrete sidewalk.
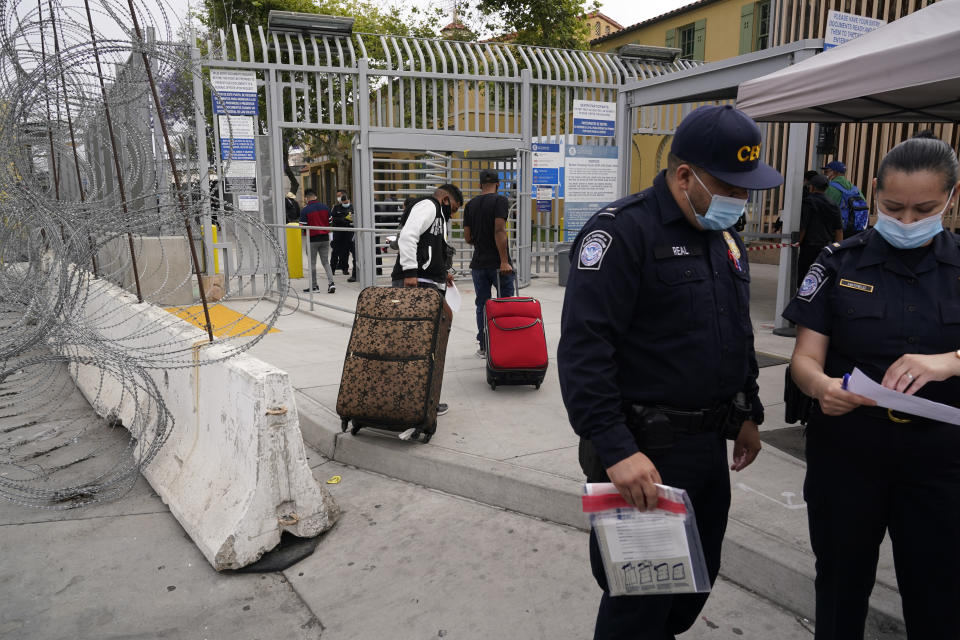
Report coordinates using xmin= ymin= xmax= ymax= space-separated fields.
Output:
xmin=239 ymin=262 xmax=905 ymax=638
xmin=0 ymin=453 xmax=816 ymax=639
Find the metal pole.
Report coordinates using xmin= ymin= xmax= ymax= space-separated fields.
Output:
xmin=616 ymin=92 xmax=632 ymax=199
xmin=773 ymin=122 xmax=809 ymax=332
xmin=37 ymin=0 xmax=59 ymax=201
xmin=82 ymin=0 xmax=143 ymax=302
xmin=48 ymin=4 xmax=98 ymax=276
xmin=355 ymin=59 xmax=375 ymax=288
xmin=267 ymin=68 xmax=286 ymax=292
xmin=518 ymin=68 xmax=533 ymax=287
xmin=190 ymin=41 xmax=214 ymax=255
xmin=125 ymin=0 xmax=214 ymax=342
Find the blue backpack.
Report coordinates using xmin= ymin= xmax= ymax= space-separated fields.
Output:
xmin=829 ymin=180 xmax=869 ymax=234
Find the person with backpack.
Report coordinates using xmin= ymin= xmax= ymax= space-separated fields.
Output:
xmin=823 ymin=161 xmax=870 ymax=238
xmin=797 ymin=174 xmax=843 ymax=288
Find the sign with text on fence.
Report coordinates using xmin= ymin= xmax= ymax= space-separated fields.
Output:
xmin=536 ymin=186 xmax=553 ymax=214
xmin=573 ymin=100 xmax=616 ymax=137
xmin=824 ymin=10 xmax=886 ymax=49
xmin=223 ymin=160 xmax=257 ymax=194
xmin=564 ymin=145 xmax=618 ymax=242
xmin=532 ymin=142 xmax=564 ymax=198
xmin=210 ymin=69 xmax=259 ymax=116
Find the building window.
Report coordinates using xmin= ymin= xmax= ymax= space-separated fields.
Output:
xmin=678 ymin=23 xmax=696 ymax=59
xmin=595 ymin=22 xmax=601 ymax=36
xmin=755 ymin=0 xmax=770 ymax=49
xmin=605 ymin=25 xmax=611 ymax=35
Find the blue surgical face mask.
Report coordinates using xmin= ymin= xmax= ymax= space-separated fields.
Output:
xmin=684 ymin=169 xmax=748 ymax=231
xmin=874 ymin=187 xmax=954 ymax=249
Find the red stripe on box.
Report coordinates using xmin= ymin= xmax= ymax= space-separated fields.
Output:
xmin=581 ymin=493 xmax=686 ymax=514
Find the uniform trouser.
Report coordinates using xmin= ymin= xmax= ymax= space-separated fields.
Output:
xmin=805 ymin=412 xmax=960 ymax=639
xmin=331 ymin=233 xmax=355 ymax=274
xmin=308 ymin=239 xmax=334 ymax=287
xmin=797 ymin=244 xmax=825 ymax=289
xmin=586 ymin=432 xmax=731 ymax=640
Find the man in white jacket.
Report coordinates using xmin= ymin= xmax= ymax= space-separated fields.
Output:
xmin=390 ymin=184 xmax=463 ymax=417
xmin=390 ymin=184 xmax=462 ymax=290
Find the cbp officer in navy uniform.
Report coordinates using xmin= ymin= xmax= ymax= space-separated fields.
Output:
xmin=785 ymin=137 xmax=960 ymax=639
xmin=558 ymin=105 xmax=782 ymax=639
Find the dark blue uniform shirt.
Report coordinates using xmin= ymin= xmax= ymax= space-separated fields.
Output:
xmin=558 ymin=171 xmax=763 ymax=469
xmin=783 ymin=228 xmax=960 ymax=406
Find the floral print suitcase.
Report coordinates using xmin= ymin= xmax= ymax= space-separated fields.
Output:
xmin=336 ymin=286 xmax=450 ymax=443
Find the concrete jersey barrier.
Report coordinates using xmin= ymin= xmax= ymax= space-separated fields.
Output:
xmin=63 ymin=274 xmax=340 ymax=570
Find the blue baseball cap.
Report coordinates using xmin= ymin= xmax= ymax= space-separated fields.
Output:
xmin=670 ymin=105 xmax=783 ymax=190
xmin=822 ymin=160 xmax=846 ymax=173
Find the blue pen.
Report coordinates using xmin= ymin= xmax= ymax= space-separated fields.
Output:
xmin=842 ymin=373 xmax=851 ymax=390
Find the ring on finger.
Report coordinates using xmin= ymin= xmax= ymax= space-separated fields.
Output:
xmin=905 ymin=372 xmax=914 ymax=381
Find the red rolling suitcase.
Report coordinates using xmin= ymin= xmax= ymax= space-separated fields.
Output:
xmin=484 ymin=296 xmax=548 ymax=390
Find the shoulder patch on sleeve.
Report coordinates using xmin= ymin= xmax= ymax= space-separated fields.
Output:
xmin=578 ymin=230 xmax=613 ymax=270
xmin=797 ymin=263 xmax=828 ymax=301
xmin=596 ymin=193 xmax=645 ymax=218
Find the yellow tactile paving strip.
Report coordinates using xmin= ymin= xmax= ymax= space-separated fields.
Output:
xmin=165 ymin=304 xmax=280 ymax=338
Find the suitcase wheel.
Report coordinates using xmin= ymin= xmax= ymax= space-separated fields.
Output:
xmin=421 ymin=432 xmax=432 ymax=444
xmin=535 ymin=382 xmax=541 ymax=390
xmin=350 ymin=422 xmax=362 ymax=436
xmin=490 ymin=381 xmax=497 ymax=390
xmin=340 ymin=419 xmax=349 ymax=433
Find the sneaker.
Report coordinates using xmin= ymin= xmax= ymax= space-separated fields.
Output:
xmin=475 ymin=348 xmax=485 ymax=359
xmin=303 ymin=285 xmax=320 ymax=292
xmin=328 ymin=283 xmax=336 ymax=294
xmin=436 ymin=403 xmax=449 ymax=416
xmin=347 ymin=275 xmax=357 ymax=282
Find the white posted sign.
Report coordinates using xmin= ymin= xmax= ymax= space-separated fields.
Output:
xmin=824 ymin=10 xmax=886 ymax=49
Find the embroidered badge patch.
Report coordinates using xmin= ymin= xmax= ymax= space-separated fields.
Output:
xmin=578 ymin=230 xmax=613 ymax=270
xmin=798 ymin=263 xmax=828 ymax=301
xmin=839 ymin=279 xmax=874 ymax=293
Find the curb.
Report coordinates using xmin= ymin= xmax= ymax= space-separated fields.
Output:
xmin=295 ymin=391 xmax=906 ymax=637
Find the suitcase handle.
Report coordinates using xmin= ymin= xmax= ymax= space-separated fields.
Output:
xmin=491 ymin=317 xmax=541 ymax=331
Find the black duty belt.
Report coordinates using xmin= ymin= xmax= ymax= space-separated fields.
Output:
xmin=655 ymin=404 xmax=730 ymax=434
xmin=857 ymin=405 xmax=940 ymax=426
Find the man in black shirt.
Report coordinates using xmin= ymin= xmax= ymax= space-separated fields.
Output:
xmin=798 ymin=174 xmax=843 ymax=288
xmin=463 ymin=169 xmax=514 ymax=357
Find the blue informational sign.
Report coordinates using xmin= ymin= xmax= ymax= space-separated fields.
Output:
xmin=572 ymin=117 xmax=616 ymax=137
xmin=219 ymin=138 xmax=256 ymax=161
xmin=532 ymin=142 xmax=564 ymax=197
xmin=536 ymin=199 xmax=552 ymax=214
xmin=572 ymin=100 xmax=616 ymax=137
xmin=213 ymin=91 xmax=259 ymax=116
xmin=563 ymin=144 xmax=619 ymax=242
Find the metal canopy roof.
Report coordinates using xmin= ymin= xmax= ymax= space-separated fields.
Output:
xmin=619 ymin=40 xmax=822 ymax=106
xmin=737 ymin=0 xmax=960 ymax=123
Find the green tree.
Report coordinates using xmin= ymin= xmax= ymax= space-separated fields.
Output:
xmin=196 ymin=0 xmax=442 ymax=193
xmin=472 ymin=0 xmax=601 ymax=49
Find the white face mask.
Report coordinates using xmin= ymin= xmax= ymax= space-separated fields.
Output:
xmin=874 ymin=187 xmax=954 ymax=249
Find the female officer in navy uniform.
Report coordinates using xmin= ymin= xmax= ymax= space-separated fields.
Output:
xmin=784 ymin=137 xmax=960 ymax=639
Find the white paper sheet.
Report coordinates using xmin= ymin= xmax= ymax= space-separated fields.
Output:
xmin=444 ymin=282 xmax=461 ymax=313
xmin=846 ymin=367 xmax=960 ymax=425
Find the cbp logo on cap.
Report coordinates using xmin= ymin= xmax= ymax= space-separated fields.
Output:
xmin=737 ymin=145 xmax=761 ymax=163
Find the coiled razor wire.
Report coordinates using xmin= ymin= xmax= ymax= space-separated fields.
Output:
xmin=0 ymin=0 xmax=290 ymax=508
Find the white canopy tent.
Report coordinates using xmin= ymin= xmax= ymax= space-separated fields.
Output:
xmin=737 ymin=0 xmax=960 ymax=123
